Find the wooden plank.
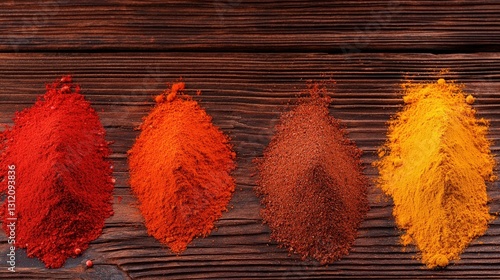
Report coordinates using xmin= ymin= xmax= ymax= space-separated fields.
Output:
xmin=0 ymin=1 xmax=498 ymax=52
xmin=0 ymin=53 xmax=498 ymax=279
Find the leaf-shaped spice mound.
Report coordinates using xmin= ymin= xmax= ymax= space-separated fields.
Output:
xmin=256 ymin=85 xmax=369 ymax=264
xmin=0 ymin=76 xmax=114 ymax=268
xmin=128 ymin=82 xmax=236 ymax=253
xmin=375 ymin=78 xmax=496 ymax=268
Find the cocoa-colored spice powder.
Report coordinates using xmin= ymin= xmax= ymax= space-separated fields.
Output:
xmin=256 ymin=85 xmax=369 ymax=264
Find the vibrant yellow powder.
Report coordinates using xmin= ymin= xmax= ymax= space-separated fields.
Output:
xmin=375 ymin=78 xmax=496 ymax=268
xmin=466 ymin=95 xmax=475 ymax=105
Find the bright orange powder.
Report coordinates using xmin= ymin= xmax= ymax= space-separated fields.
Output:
xmin=128 ymin=82 xmax=236 ymax=253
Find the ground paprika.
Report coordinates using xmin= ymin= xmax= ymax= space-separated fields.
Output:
xmin=0 ymin=76 xmax=114 ymax=268
xmin=128 ymin=82 xmax=236 ymax=253
xmin=256 ymin=84 xmax=369 ymax=264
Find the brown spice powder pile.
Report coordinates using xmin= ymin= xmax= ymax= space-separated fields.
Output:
xmin=256 ymin=85 xmax=369 ymax=264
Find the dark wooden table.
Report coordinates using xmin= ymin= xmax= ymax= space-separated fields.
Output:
xmin=0 ymin=1 xmax=499 ymax=279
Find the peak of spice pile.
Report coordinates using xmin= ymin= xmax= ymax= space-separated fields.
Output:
xmin=256 ymin=84 xmax=369 ymax=264
xmin=0 ymin=76 xmax=114 ymax=268
xmin=128 ymin=82 xmax=236 ymax=253
xmin=375 ymin=78 xmax=496 ymax=268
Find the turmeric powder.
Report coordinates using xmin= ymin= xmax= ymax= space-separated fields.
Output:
xmin=375 ymin=78 xmax=496 ymax=268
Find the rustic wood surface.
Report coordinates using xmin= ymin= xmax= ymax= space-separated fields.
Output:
xmin=0 ymin=1 xmax=499 ymax=279
xmin=0 ymin=1 xmax=499 ymax=53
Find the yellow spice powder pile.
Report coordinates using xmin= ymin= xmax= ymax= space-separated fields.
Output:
xmin=375 ymin=78 xmax=496 ymax=268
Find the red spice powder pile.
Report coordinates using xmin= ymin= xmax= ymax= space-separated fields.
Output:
xmin=128 ymin=82 xmax=236 ymax=253
xmin=0 ymin=76 xmax=114 ymax=268
xmin=256 ymin=85 xmax=369 ymax=264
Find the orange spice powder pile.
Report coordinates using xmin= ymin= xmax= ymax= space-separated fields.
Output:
xmin=128 ymin=82 xmax=236 ymax=253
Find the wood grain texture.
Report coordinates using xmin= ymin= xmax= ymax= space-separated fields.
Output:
xmin=0 ymin=0 xmax=499 ymax=52
xmin=0 ymin=53 xmax=498 ymax=279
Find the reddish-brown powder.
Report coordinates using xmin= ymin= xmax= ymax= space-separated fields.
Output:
xmin=256 ymin=85 xmax=369 ymax=264
xmin=0 ymin=76 xmax=114 ymax=268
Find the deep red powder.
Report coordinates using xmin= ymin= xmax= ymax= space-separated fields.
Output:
xmin=0 ymin=76 xmax=114 ymax=268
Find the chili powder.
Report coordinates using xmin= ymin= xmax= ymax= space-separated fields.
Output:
xmin=0 ymin=76 xmax=114 ymax=268
xmin=128 ymin=82 xmax=236 ymax=253
xmin=256 ymin=85 xmax=369 ymax=264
